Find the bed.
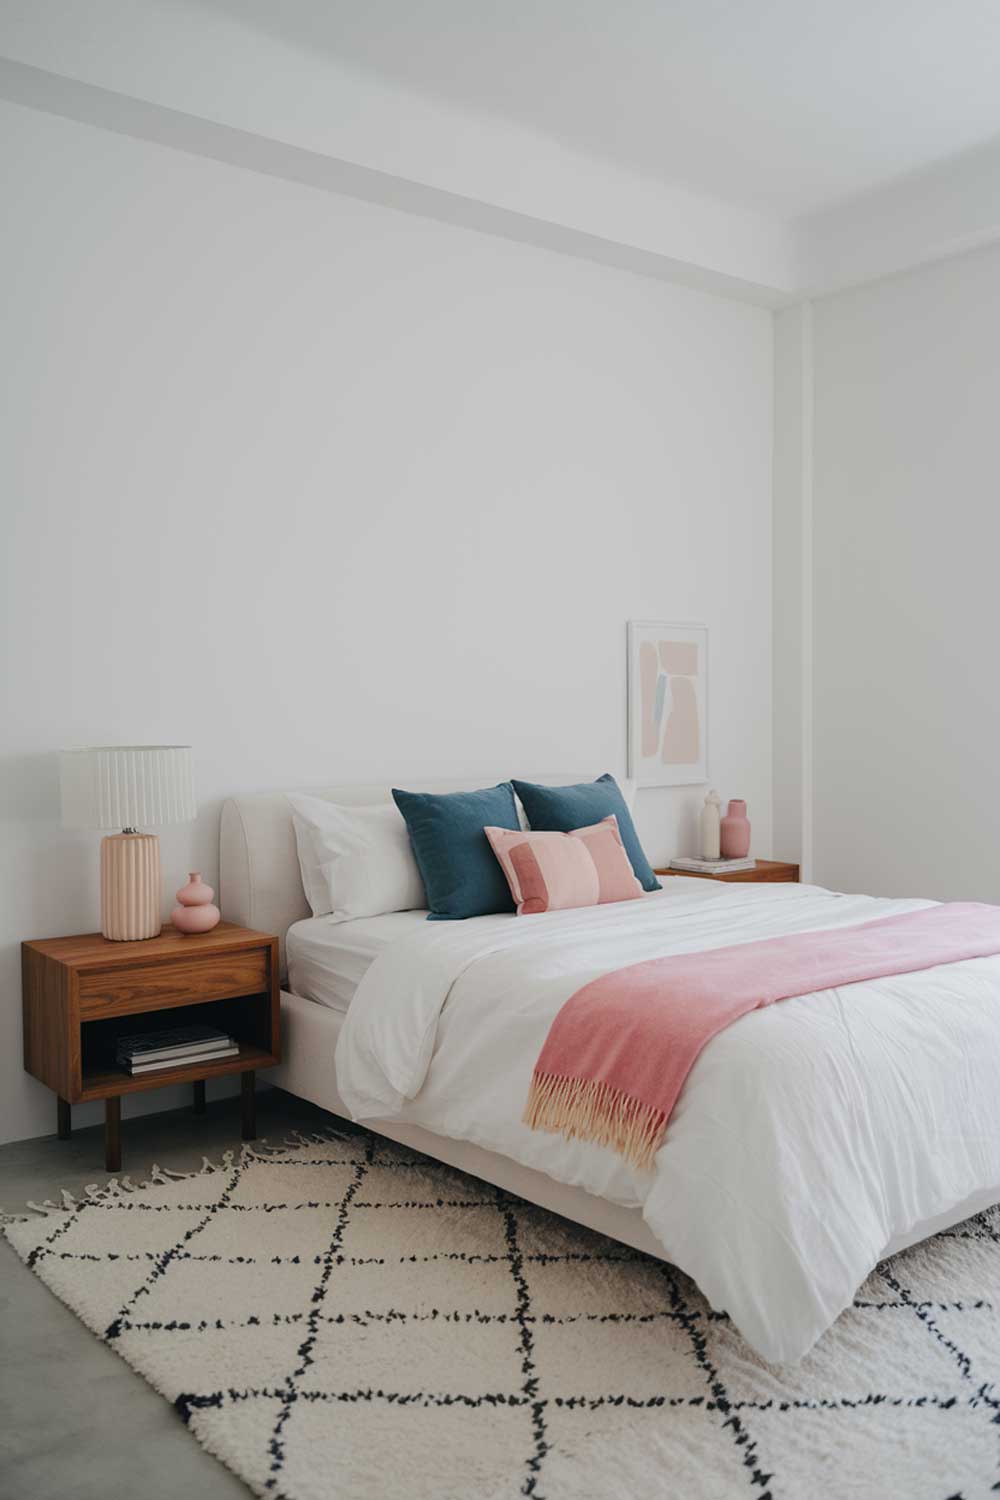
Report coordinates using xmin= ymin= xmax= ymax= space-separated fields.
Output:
xmin=220 ymin=779 xmax=1000 ymax=1365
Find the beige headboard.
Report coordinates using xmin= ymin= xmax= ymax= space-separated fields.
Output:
xmin=219 ymin=774 xmax=611 ymax=977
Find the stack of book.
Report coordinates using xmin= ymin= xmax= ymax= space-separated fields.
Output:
xmin=669 ymin=855 xmax=756 ymax=875
xmin=116 ymin=1024 xmax=239 ymax=1075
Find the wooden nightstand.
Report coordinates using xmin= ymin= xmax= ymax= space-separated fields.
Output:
xmin=656 ymin=859 xmax=800 ymax=884
xmin=22 ymin=922 xmax=280 ymax=1171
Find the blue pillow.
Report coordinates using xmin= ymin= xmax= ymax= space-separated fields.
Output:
xmin=511 ymin=774 xmax=661 ymax=893
xmin=392 ymin=783 xmax=520 ymax=920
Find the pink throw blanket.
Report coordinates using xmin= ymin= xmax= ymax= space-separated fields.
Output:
xmin=524 ymin=902 xmax=1000 ymax=1170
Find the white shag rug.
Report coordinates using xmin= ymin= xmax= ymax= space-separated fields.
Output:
xmin=5 ymin=1128 xmax=1000 ymax=1500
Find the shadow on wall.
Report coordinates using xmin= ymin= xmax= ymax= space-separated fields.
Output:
xmin=0 ymin=750 xmax=62 ymax=819
xmin=2 ymin=753 xmax=91 ymax=932
xmin=670 ymin=793 xmax=701 ymax=863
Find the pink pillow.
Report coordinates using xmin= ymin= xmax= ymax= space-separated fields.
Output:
xmin=484 ymin=815 xmax=643 ymax=915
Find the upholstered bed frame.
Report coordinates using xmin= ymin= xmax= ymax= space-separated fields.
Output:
xmin=218 ymin=777 xmax=670 ymax=1259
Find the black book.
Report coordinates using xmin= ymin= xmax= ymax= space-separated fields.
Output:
xmin=116 ymin=1024 xmax=234 ymax=1063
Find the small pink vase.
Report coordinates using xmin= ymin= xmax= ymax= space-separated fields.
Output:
xmin=720 ymin=800 xmax=751 ymax=859
xmin=171 ymin=871 xmax=221 ymax=934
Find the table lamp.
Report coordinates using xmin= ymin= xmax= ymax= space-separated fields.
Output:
xmin=60 ymin=745 xmax=197 ymax=941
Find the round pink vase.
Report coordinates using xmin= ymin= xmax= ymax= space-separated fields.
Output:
xmin=171 ymin=871 xmax=221 ymax=934
xmin=720 ymin=800 xmax=751 ymax=859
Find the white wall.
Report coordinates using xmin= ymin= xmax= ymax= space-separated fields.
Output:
xmin=0 ymin=101 xmax=774 ymax=1146
xmin=771 ymin=303 xmax=812 ymax=875
xmin=811 ymin=241 xmax=1000 ymax=898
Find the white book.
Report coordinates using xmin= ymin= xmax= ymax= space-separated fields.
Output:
xmin=128 ymin=1046 xmax=240 ymax=1074
xmin=670 ymin=855 xmax=756 ymax=874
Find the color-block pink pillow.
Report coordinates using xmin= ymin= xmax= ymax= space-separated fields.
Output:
xmin=484 ymin=815 xmax=643 ymax=915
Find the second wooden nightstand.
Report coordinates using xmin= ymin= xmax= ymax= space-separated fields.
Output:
xmin=22 ymin=922 xmax=279 ymax=1171
xmin=656 ymin=859 xmax=800 ymax=884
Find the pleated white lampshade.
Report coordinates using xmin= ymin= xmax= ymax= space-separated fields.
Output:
xmin=60 ymin=746 xmax=196 ymax=831
xmin=60 ymin=746 xmax=197 ymax=941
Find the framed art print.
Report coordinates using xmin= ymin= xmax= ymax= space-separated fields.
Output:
xmin=627 ymin=621 xmax=709 ymax=786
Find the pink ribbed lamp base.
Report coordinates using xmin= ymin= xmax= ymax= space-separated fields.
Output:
xmin=100 ymin=833 xmax=161 ymax=941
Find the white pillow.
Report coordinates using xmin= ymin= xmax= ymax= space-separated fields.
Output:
xmin=288 ymin=794 xmax=426 ymax=922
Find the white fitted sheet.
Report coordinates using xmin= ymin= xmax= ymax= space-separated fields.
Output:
xmin=286 ymin=910 xmax=431 ymax=1013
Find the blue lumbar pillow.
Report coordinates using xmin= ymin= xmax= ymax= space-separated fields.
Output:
xmin=392 ymin=782 xmax=520 ymax=920
xmin=511 ymin=774 xmax=661 ymax=893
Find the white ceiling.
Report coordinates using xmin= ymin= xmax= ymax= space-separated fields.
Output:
xmin=206 ymin=0 xmax=1000 ymax=219
xmin=4 ymin=0 xmax=1000 ymax=300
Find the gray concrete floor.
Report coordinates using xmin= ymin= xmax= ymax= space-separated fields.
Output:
xmin=0 ymin=1087 xmax=345 ymax=1500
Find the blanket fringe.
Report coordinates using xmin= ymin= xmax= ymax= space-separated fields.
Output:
xmin=523 ymin=1070 xmax=666 ymax=1172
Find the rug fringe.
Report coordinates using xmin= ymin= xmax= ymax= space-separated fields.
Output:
xmin=524 ymin=1070 xmax=666 ymax=1172
xmin=287 ymin=1127 xmax=349 ymax=1148
xmin=0 ymin=1124 xmax=349 ymax=1223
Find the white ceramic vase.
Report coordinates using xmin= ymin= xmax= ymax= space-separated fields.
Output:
xmin=700 ymin=790 xmax=722 ymax=859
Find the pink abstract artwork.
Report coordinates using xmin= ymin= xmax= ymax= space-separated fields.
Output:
xmin=639 ymin=642 xmax=659 ymax=758
xmin=628 ymin=622 xmax=708 ymax=786
xmin=661 ymin=675 xmax=699 ymax=764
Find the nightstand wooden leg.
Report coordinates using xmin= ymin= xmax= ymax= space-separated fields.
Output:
xmin=193 ymin=1080 xmax=206 ymax=1115
xmin=241 ymin=1070 xmax=256 ymax=1141
xmin=105 ymin=1097 xmax=121 ymax=1173
xmin=57 ymin=1096 xmax=71 ymax=1140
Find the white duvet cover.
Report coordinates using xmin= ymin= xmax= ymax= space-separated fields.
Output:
xmin=335 ymin=880 xmax=1000 ymax=1363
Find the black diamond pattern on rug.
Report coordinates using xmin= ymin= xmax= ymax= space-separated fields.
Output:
xmin=6 ymin=1127 xmax=1000 ymax=1499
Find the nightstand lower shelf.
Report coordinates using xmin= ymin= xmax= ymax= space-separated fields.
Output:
xmin=78 ymin=1041 xmax=279 ymax=1102
xmin=78 ymin=1043 xmax=277 ymax=1170
xmin=57 ymin=1047 xmax=276 ymax=1171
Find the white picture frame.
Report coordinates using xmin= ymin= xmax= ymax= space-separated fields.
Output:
xmin=627 ymin=620 xmax=709 ymax=787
